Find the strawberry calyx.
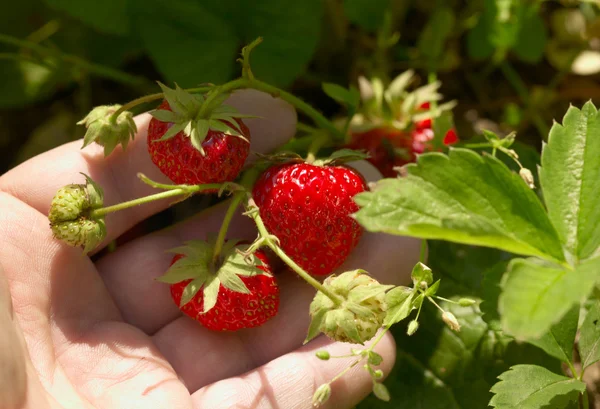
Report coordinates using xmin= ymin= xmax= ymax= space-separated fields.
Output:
xmin=156 ymin=238 xmax=271 ymax=313
xmin=150 ymin=82 xmax=256 ymax=156
xmin=310 ymin=148 xmax=370 ymax=167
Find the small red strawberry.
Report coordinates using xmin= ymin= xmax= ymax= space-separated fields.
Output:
xmin=147 ymin=83 xmax=253 ymax=187
xmin=159 ymin=240 xmax=279 ymax=331
xmin=344 ymin=73 xmax=459 ymax=177
xmin=346 ymin=103 xmax=459 ymax=178
xmin=252 ymin=157 xmax=368 ymax=276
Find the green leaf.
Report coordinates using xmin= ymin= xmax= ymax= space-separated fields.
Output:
xmin=412 ymin=262 xmax=433 ymax=286
xmin=132 ymin=0 xmax=322 ymax=87
xmin=343 ymin=0 xmax=390 ymax=32
xmin=354 ymin=149 xmax=565 ymax=263
xmin=500 ymin=257 xmax=600 ymax=340
xmin=489 ymin=365 xmax=585 ymax=408
xmin=44 ymin=0 xmax=130 ymax=35
xmin=579 ymin=300 xmax=600 ymax=370
xmin=513 ymin=10 xmax=547 ymax=64
xmin=527 ymin=305 xmax=579 ymax=364
xmin=418 ymin=7 xmax=455 ymax=70
xmin=480 ymin=261 xmax=510 ymax=331
xmin=539 ymin=101 xmax=600 ymax=261
xmin=383 ymin=286 xmax=414 ymax=327
xmin=322 ymin=83 xmax=360 ymax=108
xmin=358 ymin=299 xmax=561 ymax=409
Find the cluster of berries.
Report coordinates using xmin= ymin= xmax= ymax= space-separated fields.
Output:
xmin=50 ymin=71 xmax=458 ymax=341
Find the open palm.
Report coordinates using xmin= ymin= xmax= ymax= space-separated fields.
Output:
xmin=0 ymin=90 xmax=420 ymax=409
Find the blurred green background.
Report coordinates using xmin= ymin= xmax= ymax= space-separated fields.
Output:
xmin=2 ymin=0 xmax=600 ymax=407
xmin=2 ymin=0 xmax=600 ymax=174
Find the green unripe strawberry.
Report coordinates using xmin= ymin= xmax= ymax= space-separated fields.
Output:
xmin=305 ymin=270 xmax=392 ymax=345
xmin=48 ymin=174 xmax=106 ymax=254
xmin=48 ymin=184 xmax=89 ymax=224
xmin=51 ymin=218 xmax=107 ymax=254
xmin=78 ymin=105 xmax=137 ymax=157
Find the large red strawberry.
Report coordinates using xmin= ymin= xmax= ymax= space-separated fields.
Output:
xmin=252 ymin=159 xmax=368 ymax=276
xmin=147 ymin=83 xmax=252 ymax=186
xmin=159 ymin=240 xmax=279 ymax=331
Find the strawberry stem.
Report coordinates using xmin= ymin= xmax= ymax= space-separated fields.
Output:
xmin=88 ymin=183 xmax=223 ymax=218
xmin=248 ymin=199 xmax=344 ymax=306
xmin=0 ymin=33 xmax=153 ymax=91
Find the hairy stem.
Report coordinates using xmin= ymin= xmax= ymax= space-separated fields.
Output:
xmin=0 ymin=33 xmax=152 ymax=90
xmin=250 ymin=202 xmax=344 ymax=305
xmin=89 ymin=184 xmax=222 ymax=218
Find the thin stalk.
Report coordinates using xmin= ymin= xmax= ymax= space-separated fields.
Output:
xmin=89 ymin=184 xmax=222 ymax=218
xmin=212 ymin=168 xmax=262 ymax=262
xmin=0 ymin=33 xmax=152 ymax=90
xmin=419 ymin=240 xmax=427 ymax=263
xmin=212 ymin=192 xmax=245 ymax=263
xmin=251 ymin=206 xmax=343 ymax=306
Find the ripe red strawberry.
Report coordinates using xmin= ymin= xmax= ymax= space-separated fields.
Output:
xmin=164 ymin=243 xmax=279 ymax=331
xmin=252 ymin=161 xmax=368 ymax=276
xmin=148 ymin=100 xmax=251 ymax=186
xmin=347 ymin=102 xmax=459 ymax=178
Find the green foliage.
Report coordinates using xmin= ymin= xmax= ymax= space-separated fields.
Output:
xmin=489 ymin=365 xmax=585 ymax=408
xmin=579 ymin=300 xmax=600 ymax=370
xmin=354 ymin=148 xmax=564 ymax=263
xmin=131 ymin=0 xmax=322 ymax=87
xmin=539 ymin=101 xmax=600 ymax=262
xmin=44 ymin=0 xmax=130 ymax=35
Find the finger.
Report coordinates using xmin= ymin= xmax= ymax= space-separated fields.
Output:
xmin=0 ymin=89 xmax=297 ymax=246
xmin=191 ymin=332 xmax=396 ymax=409
xmin=0 ymin=192 xmax=192 ymax=409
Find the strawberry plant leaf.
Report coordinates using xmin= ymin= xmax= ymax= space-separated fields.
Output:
xmin=499 ymin=257 xmax=600 ymax=340
xmin=526 ymin=305 xmax=579 ymax=364
xmin=359 ymin=298 xmax=561 ymax=409
xmin=512 ymin=9 xmax=547 ymax=64
xmin=180 ymin=276 xmax=206 ymax=307
xmin=539 ymin=101 xmax=600 ymax=261
xmin=489 ymin=365 xmax=585 ymax=408
xmin=132 ymin=0 xmax=322 ymax=87
xmin=44 ymin=0 xmax=130 ymax=35
xmin=354 ymin=149 xmax=565 ymax=263
xmin=579 ymin=300 xmax=600 ymax=370
xmin=418 ymin=7 xmax=455 ymax=71
xmin=342 ymin=0 xmax=390 ymax=32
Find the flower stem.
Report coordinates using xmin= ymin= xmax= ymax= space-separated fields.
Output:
xmin=249 ymin=200 xmax=343 ymax=306
xmin=0 ymin=33 xmax=152 ymax=90
xmin=89 ymin=184 xmax=222 ymax=218
xmin=212 ymin=192 xmax=246 ymax=263
xmin=419 ymin=240 xmax=427 ymax=263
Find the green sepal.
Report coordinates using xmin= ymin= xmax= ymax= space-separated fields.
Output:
xmin=313 ymin=149 xmax=370 ymax=166
xmin=367 ymin=351 xmax=383 ymax=366
xmin=152 ymin=83 xmax=251 ymax=154
xmin=158 ymin=239 xmax=269 ymax=313
xmin=383 ymin=286 xmax=415 ymax=327
xmin=304 ymin=307 xmax=327 ymax=344
xmin=181 ymin=276 xmax=208 ymax=307
xmin=425 ymin=279 xmax=440 ymax=297
xmin=411 ymin=262 xmax=433 ymax=287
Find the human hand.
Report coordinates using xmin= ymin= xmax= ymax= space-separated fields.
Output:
xmin=0 ymin=90 xmax=421 ymax=409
